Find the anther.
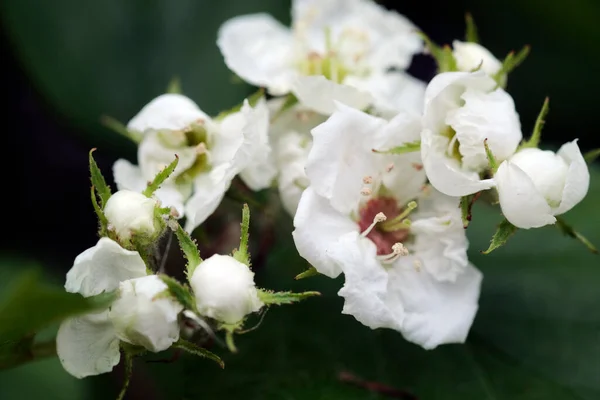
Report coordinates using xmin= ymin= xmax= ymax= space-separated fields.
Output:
xmin=386 ymin=163 xmax=394 ymax=172
xmin=170 ymin=207 xmax=180 ymax=218
xmin=195 ymin=142 xmax=207 ymax=155
xmin=362 ymin=175 xmax=373 ymax=184
xmin=361 ymin=212 xmax=386 ymax=237
xmin=377 ymin=242 xmax=408 ymax=264
xmin=360 ymin=187 xmax=372 ymax=196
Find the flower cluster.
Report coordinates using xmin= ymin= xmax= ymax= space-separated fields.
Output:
xmin=59 ymin=0 xmax=597 ymax=393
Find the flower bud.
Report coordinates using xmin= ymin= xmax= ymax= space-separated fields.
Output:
xmin=190 ymin=254 xmax=263 ymax=324
xmin=495 ymin=141 xmax=590 ymax=229
xmin=104 ymin=190 xmax=159 ymax=241
xmin=452 ymin=41 xmax=502 ymax=78
xmin=109 ymin=275 xmax=183 ymax=352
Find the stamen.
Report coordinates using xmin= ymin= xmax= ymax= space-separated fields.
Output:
xmin=386 ymin=163 xmax=394 ymax=172
xmin=362 ymin=175 xmax=373 ymax=184
xmin=360 ymin=187 xmax=372 ymax=196
xmin=446 ymin=134 xmax=459 ymax=157
xmin=377 ymin=242 xmax=408 ymax=264
xmin=361 ymin=212 xmax=387 ymax=237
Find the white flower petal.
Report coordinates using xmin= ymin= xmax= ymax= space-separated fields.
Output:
xmin=56 ymin=311 xmax=120 ymax=378
xmin=137 ymin=131 xmax=197 ymax=181
xmin=306 ymin=103 xmax=385 ymax=213
xmin=292 ymin=188 xmax=358 ymax=278
xmin=217 ymin=13 xmax=295 ymax=95
xmin=127 ymin=94 xmax=208 ymax=133
xmin=113 ymin=159 xmax=146 ymax=193
xmin=332 ymin=232 xmax=404 ymax=331
xmin=555 ymin=139 xmax=590 ymax=215
xmin=421 ymin=129 xmax=494 ymax=197
xmin=104 ymin=190 xmax=158 ymax=242
xmin=184 ymin=167 xmax=230 ymax=233
xmin=495 ymin=160 xmax=556 ymax=229
xmin=292 ymin=75 xmax=372 ymax=115
xmin=110 ymin=275 xmax=183 ymax=352
xmin=452 ymin=41 xmax=503 ymax=77
xmin=390 ymin=261 xmax=482 ymax=349
xmin=65 ymin=238 xmax=147 ymax=297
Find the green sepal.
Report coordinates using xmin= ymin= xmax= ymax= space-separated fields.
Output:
xmin=418 ymin=32 xmax=458 ymax=73
xmin=143 ymin=155 xmax=179 ymax=197
xmin=556 ymin=217 xmax=598 ymax=254
xmin=100 ymin=115 xmax=142 ymax=144
xmin=91 ymin=185 xmax=108 ymax=236
xmin=294 ymin=266 xmax=319 ymax=280
xmin=232 ymin=204 xmax=251 ymax=266
xmin=493 ymin=45 xmax=530 ymax=87
xmin=89 ymin=149 xmax=112 ymax=209
xmin=484 ymin=139 xmax=498 ymax=174
xmin=271 ymin=94 xmax=299 ymax=122
xmin=166 ymin=76 xmax=182 ymax=94
xmin=460 ymin=195 xmax=473 ymax=229
xmin=215 ymin=89 xmax=264 ymax=121
xmin=257 ymin=289 xmax=321 ymax=306
xmin=465 ymin=13 xmax=479 ymax=43
xmin=172 ymin=221 xmax=202 ymax=278
xmin=520 ymin=97 xmax=549 ymax=150
xmin=583 ymin=148 xmax=600 ymax=164
xmin=481 ymin=219 xmax=518 ymax=254
xmin=158 ymin=275 xmax=197 ymax=311
xmin=372 ymin=140 xmax=421 ymax=155
xmin=172 ymin=339 xmax=224 ymax=368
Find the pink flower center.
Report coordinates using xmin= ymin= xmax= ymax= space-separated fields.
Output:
xmin=358 ymin=197 xmax=409 ymax=255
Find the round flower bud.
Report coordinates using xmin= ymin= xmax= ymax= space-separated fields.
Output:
xmin=104 ymin=190 xmax=159 ymax=241
xmin=109 ymin=275 xmax=183 ymax=352
xmin=452 ymin=41 xmax=502 ymax=78
xmin=190 ymin=254 xmax=263 ymax=324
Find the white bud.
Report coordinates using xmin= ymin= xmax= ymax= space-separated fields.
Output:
xmin=109 ymin=275 xmax=183 ymax=352
xmin=452 ymin=41 xmax=503 ymax=77
xmin=104 ymin=190 xmax=158 ymax=241
xmin=189 ymin=254 xmax=263 ymax=324
xmin=509 ymin=148 xmax=568 ymax=206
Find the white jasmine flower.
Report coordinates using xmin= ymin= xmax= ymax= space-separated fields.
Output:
xmin=58 ymin=238 xmax=147 ymax=378
xmin=217 ymin=0 xmax=423 ymax=115
xmin=113 ymin=94 xmax=272 ymax=232
xmin=189 ymin=254 xmax=263 ymax=324
xmin=452 ymin=41 xmax=503 ymax=78
xmin=421 ymin=71 xmax=522 ymax=197
xmin=104 ymin=190 xmax=159 ymax=242
xmin=495 ymin=140 xmax=589 ymax=228
xmin=292 ymin=103 xmax=482 ymax=349
xmin=109 ymin=275 xmax=183 ymax=352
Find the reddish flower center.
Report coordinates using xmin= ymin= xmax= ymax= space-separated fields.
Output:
xmin=358 ymin=197 xmax=409 ymax=255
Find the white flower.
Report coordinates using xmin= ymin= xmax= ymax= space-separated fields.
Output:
xmin=292 ymin=103 xmax=482 ymax=349
xmin=494 ymin=140 xmax=590 ymax=229
xmin=113 ymin=94 xmax=272 ymax=232
xmin=217 ymin=0 xmax=423 ymax=115
xmin=452 ymin=41 xmax=503 ymax=78
xmin=189 ymin=254 xmax=263 ymax=324
xmin=58 ymin=238 xmax=147 ymax=378
xmin=109 ymin=275 xmax=183 ymax=352
xmin=421 ymin=71 xmax=522 ymax=197
xmin=103 ymin=190 xmax=159 ymax=242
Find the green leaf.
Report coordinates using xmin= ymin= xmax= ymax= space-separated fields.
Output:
xmin=257 ymin=290 xmax=321 ymax=306
xmin=143 ymin=155 xmax=179 ymax=197
xmin=418 ymin=32 xmax=458 ymax=73
xmin=583 ymin=148 xmax=600 ymax=164
xmin=89 ymin=148 xmax=112 ymax=209
xmin=233 ymin=204 xmax=251 ymax=265
xmin=555 ymin=216 xmax=598 ymax=254
xmin=0 ymin=270 xmax=116 ymax=344
xmin=483 ymin=138 xmax=498 ymax=174
xmin=172 ymin=339 xmax=224 ymax=368
xmin=90 ymin=185 xmax=108 ymax=236
xmin=372 ymin=140 xmax=420 ymax=155
xmin=172 ymin=221 xmax=202 ymax=278
xmin=493 ymin=45 xmax=530 ymax=85
xmin=100 ymin=115 xmax=142 ymax=144
xmin=520 ymin=97 xmax=550 ymax=149
xmin=481 ymin=218 xmax=518 ymax=254
xmin=166 ymin=76 xmax=182 ymax=94
xmin=465 ymin=13 xmax=479 ymax=43
xmin=158 ymin=274 xmax=196 ymax=311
